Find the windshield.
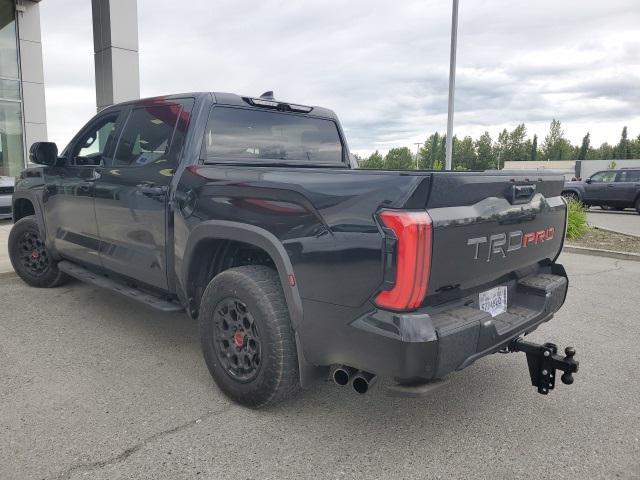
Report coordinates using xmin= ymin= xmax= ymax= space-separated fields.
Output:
xmin=202 ymin=107 xmax=344 ymax=164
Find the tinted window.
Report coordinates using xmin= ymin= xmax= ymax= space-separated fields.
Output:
xmin=590 ymin=171 xmax=616 ymax=183
xmin=202 ymin=107 xmax=343 ymax=164
xmin=113 ymin=103 xmax=183 ymax=167
xmin=618 ymin=170 xmax=640 ymax=182
xmin=72 ymin=113 xmax=118 ymax=166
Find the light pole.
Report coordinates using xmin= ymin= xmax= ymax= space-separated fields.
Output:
xmin=445 ymin=0 xmax=459 ymax=171
xmin=414 ymin=142 xmax=422 ymax=169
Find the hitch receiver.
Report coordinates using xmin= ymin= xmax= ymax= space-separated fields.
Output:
xmin=509 ymin=338 xmax=579 ymax=395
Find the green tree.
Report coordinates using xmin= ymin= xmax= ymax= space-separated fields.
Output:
xmin=475 ymin=132 xmax=494 ymax=170
xmin=384 ymin=147 xmax=414 ymax=170
xmin=590 ymin=142 xmax=614 ymax=159
xmin=508 ymin=124 xmax=529 ymax=160
xmin=357 ymin=150 xmax=384 ymax=169
xmin=453 ymin=135 xmax=476 ymax=169
xmin=531 ymin=134 xmax=538 ymax=162
xmin=614 ymin=126 xmax=630 ymax=159
xmin=578 ymin=133 xmax=591 ymax=160
xmin=630 ymin=135 xmax=640 ymax=159
xmin=542 ymin=119 xmax=573 ymax=160
xmin=418 ymin=132 xmax=445 ymax=170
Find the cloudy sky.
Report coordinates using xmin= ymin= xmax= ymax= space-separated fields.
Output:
xmin=40 ymin=0 xmax=640 ymax=155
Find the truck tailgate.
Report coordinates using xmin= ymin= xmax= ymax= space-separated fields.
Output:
xmin=424 ymin=172 xmax=566 ymax=297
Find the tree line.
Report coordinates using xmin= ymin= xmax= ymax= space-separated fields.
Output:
xmin=356 ymin=120 xmax=640 ymax=170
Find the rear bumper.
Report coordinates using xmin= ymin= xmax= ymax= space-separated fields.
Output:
xmin=332 ymin=264 xmax=568 ymax=381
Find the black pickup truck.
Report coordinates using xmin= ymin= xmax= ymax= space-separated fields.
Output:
xmin=9 ymin=92 xmax=578 ymax=407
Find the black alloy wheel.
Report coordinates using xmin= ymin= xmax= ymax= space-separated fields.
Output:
xmin=16 ymin=230 xmax=50 ymax=277
xmin=8 ymin=215 xmax=69 ymax=288
xmin=212 ymin=298 xmax=262 ymax=382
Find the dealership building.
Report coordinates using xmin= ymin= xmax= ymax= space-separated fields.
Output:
xmin=0 ymin=0 xmax=139 ymax=177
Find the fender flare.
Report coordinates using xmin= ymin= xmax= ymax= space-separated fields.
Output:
xmin=182 ymin=220 xmax=303 ymax=329
xmin=12 ymin=190 xmax=48 ymax=239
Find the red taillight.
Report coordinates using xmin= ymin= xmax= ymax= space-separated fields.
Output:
xmin=375 ymin=210 xmax=432 ymax=311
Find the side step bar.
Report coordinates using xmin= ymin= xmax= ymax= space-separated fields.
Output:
xmin=58 ymin=260 xmax=183 ymax=312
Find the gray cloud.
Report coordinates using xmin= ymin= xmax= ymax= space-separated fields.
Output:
xmin=40 ymin=0 xmax=640 ymax=151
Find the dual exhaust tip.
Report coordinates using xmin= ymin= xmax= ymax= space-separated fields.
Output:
xmin=332 ymin=365 xmax=377 ymax=394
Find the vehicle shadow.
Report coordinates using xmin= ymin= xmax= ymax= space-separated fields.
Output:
xmin=66 ymin=277 xmax=514 ymax=421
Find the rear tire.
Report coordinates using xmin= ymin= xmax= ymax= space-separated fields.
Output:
xmin=199 ymin=265 xmax=299 ymax=408
xmin=8 ymin=216 xmax=69 ymax=288
xmin=635 ymin=198 xmax=640 ymax=215
xmin=562 ymin=192 xmax=578 ymax=202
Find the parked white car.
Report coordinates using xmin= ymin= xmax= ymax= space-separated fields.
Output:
xmin=0 ymin=176 xmax=14 ymax=219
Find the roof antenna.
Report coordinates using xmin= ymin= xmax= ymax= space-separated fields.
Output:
xmin=260 ymin=91 xmax=275 ymax=100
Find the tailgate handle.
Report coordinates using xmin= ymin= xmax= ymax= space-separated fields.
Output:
xmin=509 ymin=184 xmax=536 ymax=204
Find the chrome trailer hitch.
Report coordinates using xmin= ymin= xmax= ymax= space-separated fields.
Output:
xmin=509 ymin=338 xmax=579 ymax=395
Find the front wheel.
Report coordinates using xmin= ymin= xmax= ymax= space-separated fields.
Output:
xmin=199 ymin=265 xmax=299 ymax=408
xmin=8 ymin=216 xmax=69 ymax=288
xmin=635 ymin=197 xmax=640 ymax=215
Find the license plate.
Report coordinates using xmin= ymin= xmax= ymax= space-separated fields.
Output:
xmin=479 ymin=286 xmax=508 ymax=317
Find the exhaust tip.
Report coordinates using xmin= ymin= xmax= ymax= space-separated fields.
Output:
xmin=351 ymin=371 xmax=377 ymax=394
xmin=352 ymin=376 xmax=369 ymax=394
xmin=333 ymin=368 xmax=351 ymax=386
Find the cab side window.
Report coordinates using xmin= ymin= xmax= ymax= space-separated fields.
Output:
xmin=71 ymin=114 xmax=119 ymax=166
xmin=590 ymin=171 xmax=616 ymax=183
xmin=113 ymin=103 xmax=184 ymax=167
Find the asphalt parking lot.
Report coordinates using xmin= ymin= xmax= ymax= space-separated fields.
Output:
xmin=587 ymin=209 xmax=640 ymax=237
xmin=1 ymin=252 xmax=639 ymax=480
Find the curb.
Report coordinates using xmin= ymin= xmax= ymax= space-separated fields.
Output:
xmin=563 ymin=245 xmax=640 ymax=262
xmin=591 ymin=225 xmax=640 ymax=239
xmin=0 ymin=269 xmax=17 ymax=279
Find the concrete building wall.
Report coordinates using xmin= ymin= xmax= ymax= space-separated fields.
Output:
xmin=503 ymin=160 xmax=575 ymax=180
xmin=16 ymin=0 xmax=47 ymax=150
xmin=576 ymin=159 xmax=640 ymax=179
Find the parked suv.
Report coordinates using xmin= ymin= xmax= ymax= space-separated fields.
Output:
xmin=563 ymin=168 xmax=640 ymax=213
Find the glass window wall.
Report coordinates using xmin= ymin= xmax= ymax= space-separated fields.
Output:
xmin=0 ymin=0 xmax=25 ymax=177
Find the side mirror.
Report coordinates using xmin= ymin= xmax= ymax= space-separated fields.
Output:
xmin=585 ymin=178 xmax=592 ymax=184
xmin=29 ymin=142 xmax=59 ymax=166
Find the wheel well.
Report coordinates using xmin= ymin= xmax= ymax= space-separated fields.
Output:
xmin=13 ymin=198 xmax=36 ymax=221
xmin=188 ymin=239 xmax=277 ymax=316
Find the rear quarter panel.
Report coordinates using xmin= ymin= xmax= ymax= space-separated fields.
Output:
xmin=174 ymin=166 xmax=427 ymax=308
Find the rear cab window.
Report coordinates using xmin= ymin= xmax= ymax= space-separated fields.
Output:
xmin=112 ymin=99 xmax=194 ymax=167
xmin=201 ymin=107 xmax=344 ymax=165
xmin=617 ymin=170 xmax=640 ymax=182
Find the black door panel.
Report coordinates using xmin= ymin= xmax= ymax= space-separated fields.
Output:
xmin=583 ymin=170 xmax=616 ymax=204
xmin=94 ymin=98 xmax=194 ymax=290
xmin=46 ymin=111 xmax=121 ymax=266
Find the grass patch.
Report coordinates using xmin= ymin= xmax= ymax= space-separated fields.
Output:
xmin=566 ymin=198 xmax=589 ymax=240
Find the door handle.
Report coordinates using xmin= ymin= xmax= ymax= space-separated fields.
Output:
xmin=607 ymin=184 xmax=614 ymax=187
xmin=138 ymin=184 xmax=167 ymax=197
xmin=85 ymin=168 xmax=102 ymax=183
